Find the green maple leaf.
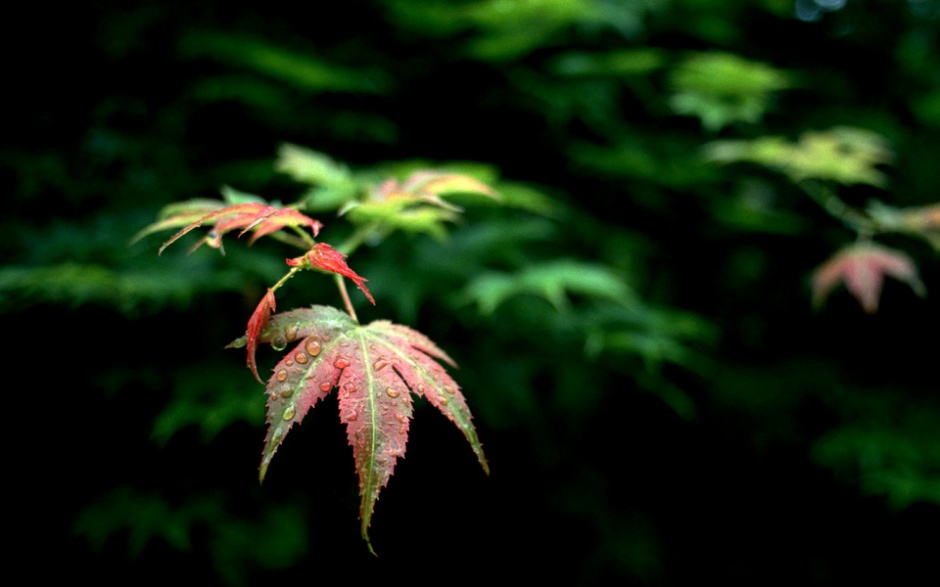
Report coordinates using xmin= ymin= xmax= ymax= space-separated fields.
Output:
xmin=229 ymin=305 xmax=488 ymax=554
xmin=704 ymin=126 xmax=894 ymax=187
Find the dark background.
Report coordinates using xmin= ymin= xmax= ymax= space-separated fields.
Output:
xmin=4 ymin=1 xmax=940 ymax=585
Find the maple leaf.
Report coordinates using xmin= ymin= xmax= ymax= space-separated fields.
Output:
xmin=245 ymin=288 xmax=277 ymax=383
xmin=157 ymin=201 xmax=322 ymax=255
xmin=704 ymin=126 xmax=894 ymax=187
xmin=340 ymin=170 xmax=500 ymax=240
xmin=129 ymin=198 xmax=227 ymax=246
xmin=231 ymin=305 xmax=488 ymax=553
xmin=286 ymin=243 xmax=375 ymax=305
xmin=811 ymin=242 xmax=926 ymax=313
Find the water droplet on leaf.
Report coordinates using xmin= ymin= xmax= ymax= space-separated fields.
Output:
xmin=443 ymin=385 xmax=456 ymax=394
xmin=283 ymin=405 xmax=296 ymax=420
xmin=386 ymin=388 xmax=400 ymax=398
xmin=305 ymin=338 xmax=322 ymax=356
xmin=285 ymin=324 xmax=299 ymax=342
xmin=275 ymin=369 xmax=288 ymax=382
xmin=279 ymin=386 xmax=293 ymax=398
xmin=272 ymin=335 xmax=287 ymax=351
xmin=320 ymin=382 xmax=332 ymax=392
xmin=334 ymin=358 xmax=350 ymax=369
xmin=347 ymin=411 xmax=358 ymax=421
xmin=295 ymin=351 xmax=308 ymax=364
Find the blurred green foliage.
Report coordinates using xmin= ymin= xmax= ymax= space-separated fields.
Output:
xmin=5 ymin=0 xmax=940 ymax=584
xmin=668 ymin=51 xmax=792 ymax=131
xmin=704 ymin=126 xmax=895 ymax=186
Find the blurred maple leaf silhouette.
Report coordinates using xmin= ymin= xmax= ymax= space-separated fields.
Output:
xmin=811 ymin=242 xmax=926 ymax=313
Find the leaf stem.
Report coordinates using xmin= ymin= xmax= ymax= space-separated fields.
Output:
xmin=268 ymin=230 xmax=314 ymax=251
xmin=336 ymin=273 xmax=358 ymax=322
xmin=331 ymin=222 xmax=382 ymax=322
xmin=798 ymin=180 xmax=877 ymax=237
xmin=336 ymin=221 xmax=383 ymax=256
xmin=271 ymin=266 xmax=302 ymax=292
xmin=289 ymin=224 xmax=318 ymax=248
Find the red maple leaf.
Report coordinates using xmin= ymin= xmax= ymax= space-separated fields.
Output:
xmin=245 ymin=288 xmax=277 ymax=383
xmin=811 ymin=242 xmax=926 ymax=313
xmin=234 ymin=305 xmax=488 ymax=554
xmin=286 ymin=243 xmax=375 ymax=305
xmin=158 ymin=202 xmax=322 ymax=255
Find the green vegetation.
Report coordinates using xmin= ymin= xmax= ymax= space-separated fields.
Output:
xmin=6 ymin=0 xmax=939 ymax=584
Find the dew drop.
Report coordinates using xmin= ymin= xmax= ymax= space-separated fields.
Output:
xmin=319 ymin=382 xmax=332 ymax=393
xmin=373 ymin=358 xmax=390 ymax=371
xmin=433 ymin=374 xmax=440 ymax=382
xmin=417 ymin=384 xmax=425 ymax=393
xmin=443 ymin=385 xmax=456 ymax=394
xmin=285 ymin=324 xmax=299 ymax=342
xmin=334 ymin=358 xmax=350 ymax=369
xmin=295 ymin=351 xmax=309 ymax=364
xmin=271 ymin=335 xmax=287 ymax=351
xmin=283 ymin=405 xmax=296 ymax=420
xmin=285 ymin=359 xmax=295 ymax=368
xmin=386 ymin=388 xmax=400 ymax=398
xmin=279 ymin=386 xmax=293 ymax=399
xmin=395 ymin=413 xmax=405 ymax=423
xmin=305 ymin=338 xmax=322 ymax=356
xmin=438 ymin=396 xmax=449 ymax=405
xmin=347 ymin=411 xmax=358 ymax=422
xmin=321 ymin=333 xmax=331 ymax=342
xmin=275 ymin=369 xmax=288 ymax=382
xmin=344 ymin=384 xmax=357 ymax=395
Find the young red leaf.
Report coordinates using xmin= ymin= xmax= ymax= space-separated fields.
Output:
xmin=158 ymin=202 xmax=322 ymax=255
xmin=130 ymin=198 xmax=227 ymax=245
xmin=811 ymin=242 xmax=926 ymax=313
xmin=245 ymin=288 xmax=277 ymax=383
xmin=286 ymin=243 xmax=375 ymax=305
xmin=242 ymin=305 xmax=488 ymax=554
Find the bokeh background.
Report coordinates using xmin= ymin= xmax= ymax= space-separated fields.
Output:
xmin=5 ymin=0 xmax=940 ymax=584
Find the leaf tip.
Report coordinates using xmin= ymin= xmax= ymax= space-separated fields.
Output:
xmin=259 ymin=454 xmax=272 ymax=484
xmin=364 ymin=533 xmax=377 ymax=557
